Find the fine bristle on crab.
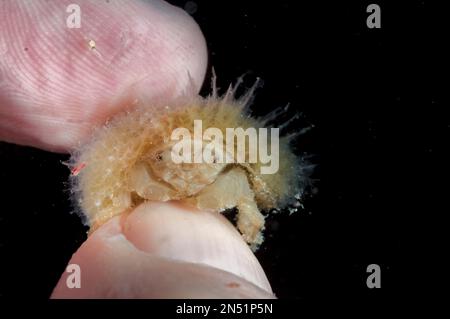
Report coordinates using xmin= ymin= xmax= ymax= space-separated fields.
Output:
xmin=69 ymin=76 xmax=308 ymax=251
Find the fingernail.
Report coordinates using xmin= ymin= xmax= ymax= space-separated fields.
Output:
xmin=122 ymin=201 xmax=273 ymax=293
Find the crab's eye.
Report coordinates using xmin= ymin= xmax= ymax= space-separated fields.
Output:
xmin=155 ymin=152 xmax=163 ymax=161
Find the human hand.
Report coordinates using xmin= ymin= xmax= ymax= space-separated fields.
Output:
xmin=0 ymin=0 xmax=274 ymax=298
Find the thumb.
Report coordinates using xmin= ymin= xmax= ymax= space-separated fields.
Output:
xmin=0 ymin=0 xmax=207 ymax=152
xmin=51 ymin=202 xmax=274 ymax=298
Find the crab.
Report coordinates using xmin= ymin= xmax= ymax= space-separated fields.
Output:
xmin=70 ymin=82 xmax=305 ymax=251
xmin=128 ymin=139 xmax=266 ymax=249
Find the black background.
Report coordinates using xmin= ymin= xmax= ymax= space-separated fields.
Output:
xmin=0 ymin=0 xmax=443 ymax=303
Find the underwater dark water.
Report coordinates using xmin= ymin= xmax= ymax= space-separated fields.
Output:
xmin=0 ymin=0 xmax=442 ymax=304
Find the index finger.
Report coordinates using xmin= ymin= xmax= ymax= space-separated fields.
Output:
xmin=0 ymin=0 xmax=207 ymax=152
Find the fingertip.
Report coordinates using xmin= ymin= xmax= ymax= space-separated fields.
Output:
xmin=51 ymin=210 xmax=275 ymax=299
xmin=0 ymin=0 xmax=208 ymax=152
xmin=122 ymin=202 xmax=273 ymax=293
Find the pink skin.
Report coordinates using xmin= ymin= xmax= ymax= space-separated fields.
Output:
xmin=0 ymin=0 xmax=274 ymax=298
xmin=0 ymin=0 xmax=207 ymax=152
xmin=52 ymin=202 xmax=274 ymax=298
